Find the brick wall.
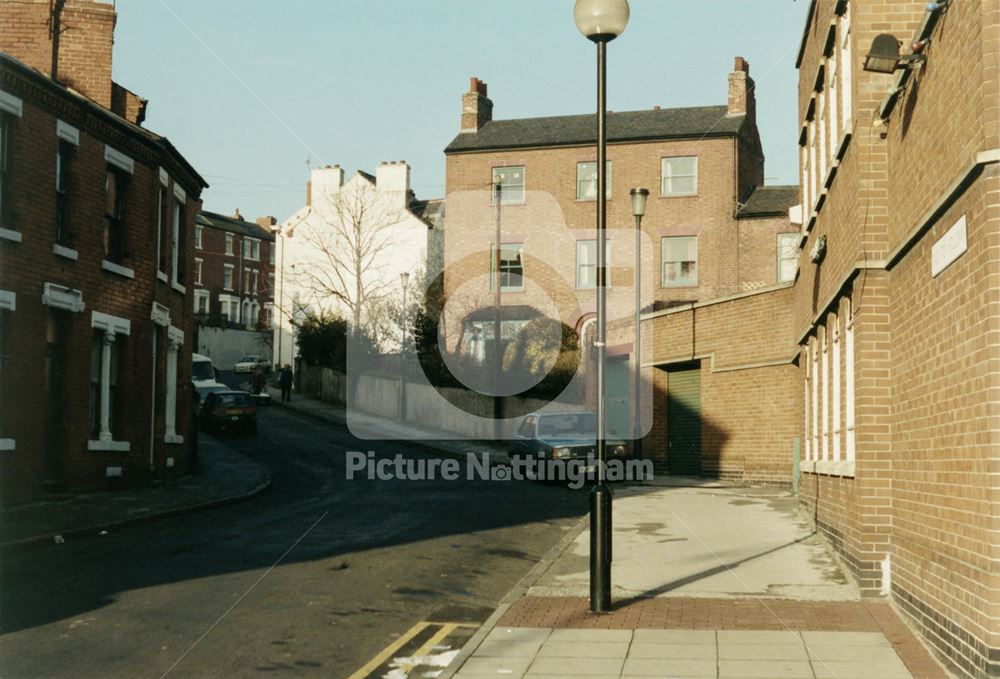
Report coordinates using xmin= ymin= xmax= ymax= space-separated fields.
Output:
xmin=607 ymin=285 xmax=799 ymax=485
xmin=793 ymin=2 xmax=1000 ymax=676
xmin=0 ymin=61 xmax=203 ymax=504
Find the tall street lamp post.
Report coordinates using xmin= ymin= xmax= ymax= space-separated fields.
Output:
xmin=630 ymin=188 xmax=648 ymax=465
xmin=574 ymin=0 xmax=630 ymax=614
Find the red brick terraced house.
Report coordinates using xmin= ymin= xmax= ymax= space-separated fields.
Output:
xmin=193 ymin=210 xmax=276 ymax=331
xmin=607 ymin=1 xmax=999 ymax=676
xmin=0 ymin=0 xmax=207 ymax=503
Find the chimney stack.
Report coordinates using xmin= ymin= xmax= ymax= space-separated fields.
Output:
xmin=256 ymin=216 xmax=277 ymax=232
xmin=727 ymin=56 xmax=756 ymax=119
xmin=460 ymin=77 xmax=493 ymax=132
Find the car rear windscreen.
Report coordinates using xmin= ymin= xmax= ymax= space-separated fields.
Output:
xmin=217 ymin=394 xmax=251 ymax=407
xmin=192 ymin=362 xmax=215 ymax=380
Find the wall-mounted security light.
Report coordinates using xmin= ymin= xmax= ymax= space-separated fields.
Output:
xmin=863 ymin=34 xmax=927 ymax=73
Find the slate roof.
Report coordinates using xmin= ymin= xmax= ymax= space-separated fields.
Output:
xmin=197 ymin=211 xmax=275 ymax=241
xmin=736 ymin=185 xmax=800 ymax=218
xmin=410 ymin=198 xmax=444 ymax=229
xmin=445 ymin=105 xmax=745 ymax=154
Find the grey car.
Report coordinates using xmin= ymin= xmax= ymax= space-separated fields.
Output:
xmin=509 ymin=412 xmax=628 ymax=471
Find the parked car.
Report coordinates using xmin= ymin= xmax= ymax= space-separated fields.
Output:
xmin=192 ymin=353 xmax=228 ymax=400
xmin=509 ymin=411 xmax=628 ymax=471
xmin=233 ymin=355 xmax=271 ymax=373
xmin=199 ymin=390 xmax=257 ymax=435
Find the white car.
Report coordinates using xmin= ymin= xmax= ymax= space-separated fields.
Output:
xmin=233 ymin=355 xmax=271 ymax=373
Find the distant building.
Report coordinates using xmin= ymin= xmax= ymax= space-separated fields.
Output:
xmin=194 ymin=210 xmax=276 ymax=330
xmin=0 ymin=0 xmax=206 ymax=502
xmin=273 ymin=163 xmax=440 ymax=368
xmin=441 ymin=65 xmax=799 ymax=359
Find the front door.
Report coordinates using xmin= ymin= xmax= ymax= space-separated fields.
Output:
xmin=44 ymin=311 xmax=70 ymax=487
xmin=666 ymin=362 xmax=701 ymax=475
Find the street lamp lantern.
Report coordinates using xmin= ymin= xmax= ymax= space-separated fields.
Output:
xmin=575 ymin=0 xmax=630 ymax=615
xmin=574 ymin=0 xmax=630 ymax=41
xmin=630 ymin=187 xmax=649 ymax=218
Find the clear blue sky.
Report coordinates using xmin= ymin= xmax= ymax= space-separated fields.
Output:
xmin=113 ymin=1 xmax=810 ymax=223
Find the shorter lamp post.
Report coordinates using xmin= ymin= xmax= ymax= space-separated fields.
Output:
xmin=629 ymin=188 xmax=649 ymax=464
xmin=399 ymin=271 xmax=410 ymax=420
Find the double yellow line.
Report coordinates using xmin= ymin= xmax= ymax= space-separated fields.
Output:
xmin=346 ymin=620 xmax=478 ymax=679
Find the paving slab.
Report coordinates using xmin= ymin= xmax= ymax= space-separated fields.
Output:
xmin=527 ymin=485 xmax=856 ymax=601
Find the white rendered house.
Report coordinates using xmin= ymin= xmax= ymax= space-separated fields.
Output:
xmin=273 ymin=162 xmax=439 ymax=368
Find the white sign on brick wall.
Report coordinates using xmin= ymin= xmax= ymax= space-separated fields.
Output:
xmin=931 ymin=214 xmax=967 ymax=278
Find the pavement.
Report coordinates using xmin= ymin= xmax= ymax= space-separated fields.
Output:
xmin=437 ymin=484 xmax=951 ymax=679
xmin=0 ymin=436 xmax=270 ymax=551
xmin=269 ymin=390 xmax=951 ymax=679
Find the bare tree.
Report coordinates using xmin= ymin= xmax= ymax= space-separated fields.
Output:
xmin=291 ymin=181 xmax=402 ymax=333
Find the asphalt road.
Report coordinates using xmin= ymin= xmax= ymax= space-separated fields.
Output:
xmin=0 ymin=406 xmax=588 ymax=678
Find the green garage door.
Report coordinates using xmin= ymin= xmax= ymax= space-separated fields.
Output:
xmin=667 ymin=363 xmax=701 ymax=475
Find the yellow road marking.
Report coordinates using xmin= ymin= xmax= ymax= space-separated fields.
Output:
xmin=413 ymin=623 xmax=458 ymax=657
xmin=345 ymin=621 xmax=430 ymax=679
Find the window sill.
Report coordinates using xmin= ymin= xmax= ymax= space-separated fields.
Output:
xmin=53 ymin=244 xmax=79 ymax=260
xmin=157 ymin=271 xmax=169 ymax=283
xmin=0 ymin=439 xmax=14 ymax=452
xmin=101 ymin=260 xmax=135 ymax=279
xmin=172 ymin=281 xmax=186 ymax=295
xmin=661 ymin=283 xmax=699 ymax=289
xmin=801 ymin=460 xmax=855 ymax=478
xmin=164 ymin=433 xmax=184 ymax=445
xmin=88 ymin=439 xmax=131 ymax=452
xmin=659 ymin=193 xmax=698 ymax=199
xmin=0 ymin=228 xmax=23 ymax=243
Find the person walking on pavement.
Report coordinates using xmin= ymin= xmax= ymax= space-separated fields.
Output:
xmin=250 ymin=365 xmax=265 ymax=395
xmin=278 ymin=365 xmax=294 ymax=402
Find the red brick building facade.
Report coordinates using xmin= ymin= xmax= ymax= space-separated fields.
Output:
xmin=617 ymin=1 xmax=998 ymax=676
xmin=194 ymin=210 xmax=275 ymax=330
xmin=442 ymin=63 xmax=799 ymax=357
xmin=0 ymin=0 xmax=206 ymax=503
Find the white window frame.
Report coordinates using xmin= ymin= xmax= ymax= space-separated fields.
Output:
xmin=660 ymin=236 xmax=698 ymax=287
xmin=156 ymin=169 xmax=169 ymax=282
xmin=576 ymin=161 xmax=611 ymax=201
xmin=194 ymin=258 xmax=203 ymax=286
xmin=832 ymin=312 xmax=841 ymax=463
xmin=225 ymin=233 xmax=235 ymax=256
xmin=223 ymin=264 xmax=234 ymax=291
xmin=828 ymin=53 xmax=840 ymax=155
xmin=777 ymin=233 xmax=799 ymax=283
xmin=171 ymin=186 xmax=186 ymax=294
xmin=88 ymin=311 xmax=131 ymax=452
xmin=840 ymin=7 xmax=853 ymax=135
xmin=194 ymin=289 xmax=210 ymax=315
xmin=490 ymin=242 xmax=524 ymax=292
xmin=660 ymin=156 xmax=698 ymax=197
xmin=194 ymin=224 xmax=203 ymax=250
xmin=491 ymin=166 xmax=525 ymax=205
xmin=576 ymin=239 xmax=612 ymax=289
